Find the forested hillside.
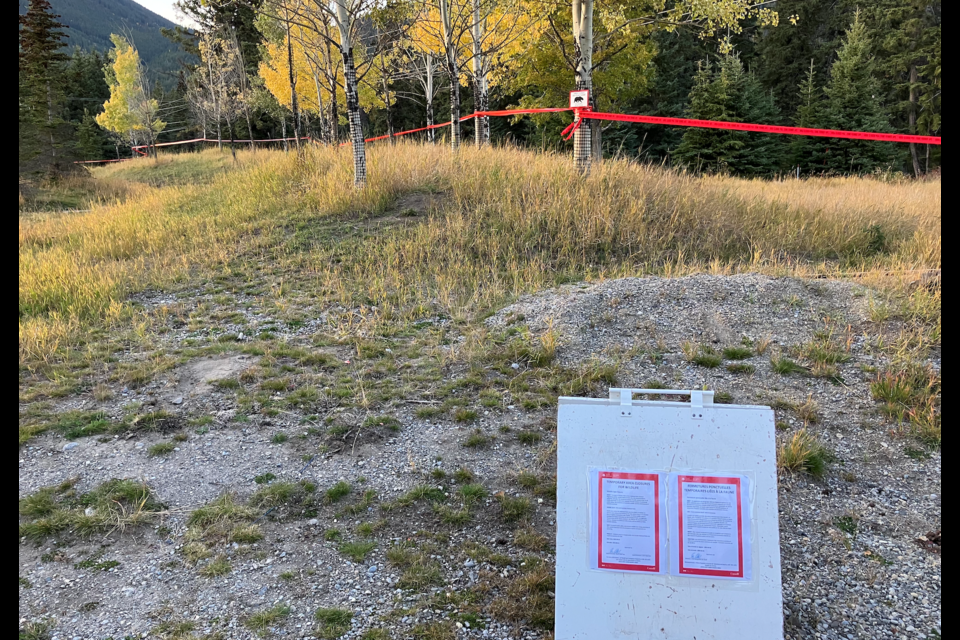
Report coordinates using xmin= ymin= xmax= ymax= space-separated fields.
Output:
xmin=17 ymin=0 xmax=184 ymax=84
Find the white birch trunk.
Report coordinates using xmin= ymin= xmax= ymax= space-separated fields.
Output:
xmin=440 ymin=0 xmax=461 ymax=151
xmin=426 ymin=53 xmax=436 ymax=144
xmin=311 ymin=69 xmax=329 ymax=144
xmin=284 ymin=11 xmax=302 ymax=153
xmin=572 ymin=0 xmax=593 ymax=175
xmin=472 ymin=0 xmax=489 ymax=147
xmin=335 ymin=0 xmax=367 ymax=187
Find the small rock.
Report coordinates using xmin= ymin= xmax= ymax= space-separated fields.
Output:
xmin=63 ymin=443 xmax=79 ymax=452
xmin=308 ymin=519 xmax=319 ymax=526
xmin=85 ymin=508 xmax=96 ymax=517
xmin=511 ymin=363 xmax=520 ymax=370
xmin=171 ymin=397 xmax=184 ymax=405
xmin=367 ymin=565 xmax=378 ymax=574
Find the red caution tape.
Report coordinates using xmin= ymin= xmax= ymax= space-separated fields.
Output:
xmin=78 ymin=107 xmax=941 ymax=163
xmin=352 ymin=107 xmax=940 ymax=146
xmin=131 ymin=136 xmax=310 ymax=151
xmin=77 ymin=136 xmax=314 ymax=164
xmin=578 ymin=111 xmax=942 ymax=145
xmin=560 ymin=111 xmax=586 ymax=141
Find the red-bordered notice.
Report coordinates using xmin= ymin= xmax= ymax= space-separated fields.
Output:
xmin=596 ymin=472 xmax=661 ymax=572
xmin=676 ymin=475 xmax=745 ymax=578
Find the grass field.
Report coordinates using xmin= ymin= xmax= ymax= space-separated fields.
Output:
xmin=19 ymin=144 xmax=940 ymax=375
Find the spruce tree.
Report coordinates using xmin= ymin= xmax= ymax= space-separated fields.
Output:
xmin=673 ymin=55 xmax=783 ymax=177
xmin=75 ymin=109 xmax=111 ymax=160
xmin=673 ymin=60 xmax=740 ymax=173
xmin=789 ymin=60 xmax=821 ymax=174
xmin=19 ymin=0 xmax=72 ymax=174
xmin=814 ymin=13 xmax=895 ymax=175
xmin=861 ymin=0 xmax=940 ymax=175
xmin=736 ymin=68 xmax=785 ymax=176
xmin=755 ymin=0 xmax=850 ymax=115
xmin=630 ymin=28 xmax=716 ymax=162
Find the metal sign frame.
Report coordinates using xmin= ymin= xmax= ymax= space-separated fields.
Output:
xmin=569 ymin=89 xmax=591 ymax=109
xmin=555 ymin=388 xmax=784 ymax=639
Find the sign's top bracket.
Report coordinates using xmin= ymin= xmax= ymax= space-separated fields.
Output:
xmin=610 ymin=388 xmax=715 ymax=408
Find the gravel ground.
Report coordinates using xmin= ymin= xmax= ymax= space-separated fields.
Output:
xmin=19 ymin=275 xmax=941 ymax=640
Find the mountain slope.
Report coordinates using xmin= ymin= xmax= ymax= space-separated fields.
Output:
xmin=19 ymin=0 xmax=186 ymax=85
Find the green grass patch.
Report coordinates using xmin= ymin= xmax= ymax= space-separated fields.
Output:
xmin=834 ymin=515 xmax=859 ymax=537
xmin=684 ymin=344 xmax=722 ymax=368
xmin=388 ymin=545 xmax=445 ymax=590
xmin=411 ymin=622 xmax=456 ymax=640
xmin=213 ymin=378 xmax=241 ymax=390
xmin=324 ymin=528 xmax=343 ymax=542
xmin=340 ymin=489 xmax=377 ymax=516
xmin=871 ymin=363 xmax=940 ymax=447
xmin=514 ymin=527 xmax=549 ymax=552
xmin=435 ymin=505 xmax=473 ymax=525
xmin=462 ymin=429 xmax=490 ymax=448
xmin=339 ymin=540 xmax=376 ymax=563
xmin=315 ymin=608 xmax=353 ymax=640
xmin=497 ymin=495 xmax=533 ymax=523
xmin=398 ymin=485 xmax=447 ymax=506
xmin=714 ymin=391 xmax=734 ymax=405
xmin=726 ymin=363 xmax=756 ymax=374
xmin=245 ymin=604 xmax=291 ymax=634
xmin=74 ymin=558 xmax=120 ymax=571
xmin=458 ymin=484 xmax=488 ymax=505
xmin=778 ymin=429 xmax=830 ymax=478
xmin=19 ymin=410 xmax=114 ymax=445
xmin=771 ymin=356 xmax=808 ymax=376
xmin=19 ymin=423 xmax=50 ymax=447
xmin=454 ymin=409 xmax=478 ymax=423
xmin=229 ymin=524 xmax=264 ymax=543
xmin=18 ymin=620 xmax=54 ymax=640
xmin=199 ymin=554 xmax=231 ymax=577
xmin=362 ymin=415 xmax=402 ymax=432
xmin=415 ymin=406 xmax=444 ymax=419
xmin=147 ymin=441 xmax=176 ymax=457
xmin=517 ymin=430 xmax=542 ymax=445
xmin=19 ymin=479 xmax=163 ymax=542
xmin=516 ymin=472 xmax=539 ymax=490
xmin=453 ymin=468 xmax=475 ymax=484
xmin=722 ymin=346 xmax=754 ymax=360
xmin=325 ymin=481 xmax=352 ymax=504
xmin=188 ymin=494 xmax=256 ymax=530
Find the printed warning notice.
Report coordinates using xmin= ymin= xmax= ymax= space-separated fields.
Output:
xmin=670 ymin=475 xmax=752 ymax=580
xmin=589 ymin=470 xmax=665 ymax=573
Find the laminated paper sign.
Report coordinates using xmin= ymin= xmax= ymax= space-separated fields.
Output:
xmin=670 ymin=474 xmax=753 ymax=580
xmin=589 ymin=470 xmax=667 ymax=573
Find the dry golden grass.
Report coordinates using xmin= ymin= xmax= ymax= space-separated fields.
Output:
xmin=20 ymin=172 xmax=137 ymax=213
xmin=19 ymin=143 xmax=941 ymax=370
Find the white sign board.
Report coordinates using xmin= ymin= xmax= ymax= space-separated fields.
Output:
xmin=569 ymin=89 xmax=590 ymax=109
xmin=555 ymin=389 xmax=783 ymax=639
